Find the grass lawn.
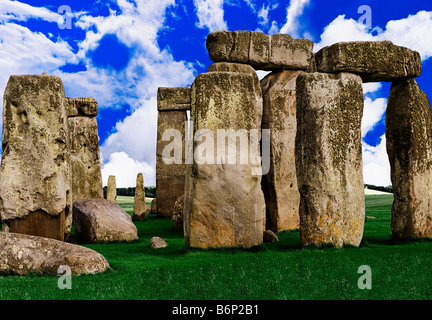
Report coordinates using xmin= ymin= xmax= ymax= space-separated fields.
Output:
xmin=1 ymin=193 xmax=432 ymax=300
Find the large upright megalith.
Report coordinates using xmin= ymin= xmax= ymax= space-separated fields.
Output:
xmin=66 ymin=97 xmax=103 ymax=204
xmin=386 ymin=78 xmax=432 ymax=239
xmin=0 ymin=74 xmax=71 ymax=241
xmin=107 ymin=175 xmax=117 ymax=202
xmin=156 ymin=87 xmax=190 ymax=217
xmin=261 ymin=70 xmax=303 ymax=232
xmin=295 ymin=72 xmax=365 ymax=247
xmin=184 ymin=62 xmax=265 ymax=248
xmin=133 ymin=173 xmax=146 ymax=221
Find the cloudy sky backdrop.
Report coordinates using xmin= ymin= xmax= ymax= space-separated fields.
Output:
xmin=1 ymin=0 xmax=431 ymax=187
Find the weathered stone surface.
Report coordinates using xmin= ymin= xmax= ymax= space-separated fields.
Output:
xmin=295 ymin=72 xmax=365 ymax=247
xmin=0 ymin=232 xmax=109 ymax=275
xmin=269 ymin=34 xmax=313 ymax=70
xmin=157 ymin=87 xmax=191 ymax=111
xmin=68 ymin=116 xmax=103 ymax=203
xmin=156 ymin=110 xmax=187 ymax=217
xmin=386 ymin=78 xmax=432 ymax=239
xmin=263 ymin=230 xmax=279 ymax=243
xmin=73 ymin=198 xmax=138 ymax=243
xmin=261 ymin=70 xmax=303 ymax=232
xmin=315 ymin=41 xmax=422 ymax=82
xmin=151 ymin=198 xmax=157 ymax=214
xmin=150 ymin=236 xmax=168 ymax=249
xmin=65 ymin=97 xmax=98 ymax=117
xmin=133 ymin=173 xmax=146 ymax=221
xmin=172 ymin=194 xmax=184 ymax=230
xmin=0 ymin=74 xmax=71 ymax=241
xmin=106 ymin=175 xmax=116 ymax=202
xmin=208 ymin=62 xmax=254 ymax=73
xmin=206 ymin=31 xmax=313 ymax=71
xmin=184 ymin=62 xmax=265 ymax=249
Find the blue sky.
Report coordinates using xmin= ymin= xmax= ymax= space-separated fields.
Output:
xmin=1 ymin=0 xmax=432 ymax=187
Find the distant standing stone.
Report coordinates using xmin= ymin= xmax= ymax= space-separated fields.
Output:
xmin=107 ymin=175 xmax=117 ymax=202
xmin=151 ymin=198 xmax=157 ymax=214
xmin=133 ymin=173 xmax=146 ymax=221
xmin=150 ymin=236 xmax=168 ymax=249
xmin=386 ymin=78 xmax=432 ymax=239
xmin=172 ymin=194 xmax=184 ymax=230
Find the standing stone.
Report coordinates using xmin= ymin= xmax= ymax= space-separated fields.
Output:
xmin=172 ymin=194 xmax=184 ymax=230
xmin=156 ymin=87 xmax=190 ymax=217
xmin=151 ymin=198 xmax=157 ymax=214
xmin=386 ymin=78 xmax=432 ymax=239
xmin=261 ymin=70 xmax=303 ymax=232
xmin=295 ymin=72 xmax=365 ymax=247
xmin=67 ymin=98 xmax=103 ymax=203
xmin=184 ymin=62 xmax=265 ymax=249
xmin=0 ymin=74 xmax=71 ymax=241
xmin=133 ymin=173 xmax=146 ymax=221
xmin=107 ymin=175 xmax=117 ymax=202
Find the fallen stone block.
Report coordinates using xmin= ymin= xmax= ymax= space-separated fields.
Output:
xmin=73 ymin=198 xmax=138 ymax=243
xmin=0 ymin=232 xmax=109 ymax=275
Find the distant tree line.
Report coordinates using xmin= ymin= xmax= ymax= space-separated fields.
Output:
xmin=103 ymin=186 xmax=156 ymax=198
xmin=364 ymin=184 xmax=393 ymax=193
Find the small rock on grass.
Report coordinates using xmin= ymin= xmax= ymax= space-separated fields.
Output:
xmin=150 ymin=237 xmax=168 ymax=249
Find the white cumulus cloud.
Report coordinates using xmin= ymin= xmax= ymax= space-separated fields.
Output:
xmin=193 ymin=0 xmax=227 ymax=32
xmin=101 ymin=152 xmax=154 ymax=188
xmin=362 ymin=135 xmax=391 ymax=187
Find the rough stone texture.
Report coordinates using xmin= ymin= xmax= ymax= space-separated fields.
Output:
xmin=315 ymin=41 xmax=422 ymax=82
xmin=68 ymin=116 xmax=103 ymax=203
xmin=106 ymin=175 xmax=116 ymax=202
xmin=0 ymin=74 xmax=71 ymax=241
xmin=0 ymin=232 xmax=109 ymax=275
xmin=157 ymin=87 xmax=191 ymax=111
xmin=151 ymin=198 xmax=157 ymax=214
xmin=150 ymin=236 xmax=168 ymax=249
xmin=206 ymin=31 xmax=313 ymax=71
xmin=184 ymin=62 xmax=265 ymax=249
xmin=73 ymin=198 xmax=138 ymax=244
xmin=295 ymin=72 xmax=365 ymax=247
xmin=172 ymin=194 xmax=184 ymax=230
xmin=386 ymin=78 xmax=432 ymax=239
xmin=156 ymin=110 xmax=187 ymax=217
xmin=261 ymin=70 xmax=303 ymax=232
xmin=65 ymin=97 xmax=98 ymax=117
xmin=133 ymin=173 xmax=146 ymax=221
xmin=263 ymin=230 xmax=279 ymax=243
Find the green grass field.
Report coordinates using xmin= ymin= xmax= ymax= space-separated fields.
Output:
xmin=1 ymin=193 xmax=432 ymax=300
